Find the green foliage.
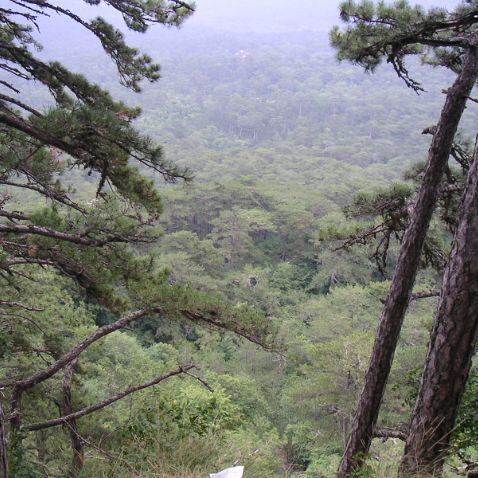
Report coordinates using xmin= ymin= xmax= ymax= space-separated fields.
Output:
xmin=4 ymin=3 xmax=478 ymax=476
xmin=331 ymin=0 xmax=456 ymax=90
xmin=302 ymin=453 xmax=342 ymax=478
xmin=400 ymin=364 xmax=478 ymax=454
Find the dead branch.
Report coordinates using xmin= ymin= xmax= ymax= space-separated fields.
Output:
xmin=183 ymin=370 xmax=214 ymax=392
xmin=6 ymin=309 xmax=148 ymax=431
xmin=179 ymin=309 xmax=266 ymax=348
xmin=0 ymin=223 xmax=147 ymax=247
xmin=0 ymin=180 xmax=86 ymax=214
xmin=4 ymin=309 xmax=147 ymax=391
xmin=374 ymin=428 xmax=407 ymax=441
xmin=25 ymin=365 xmax=195 ymax=431
xmin=0 ymin=301 xmax=44 ymax=312
xmin=334 ymin=223 xmax=391 ymax=251
xmin=410 ymin=290 xmax=440 ymax=302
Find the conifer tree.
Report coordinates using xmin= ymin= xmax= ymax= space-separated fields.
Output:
xmin=0 ymin=0 xmax=196 ymax=304
xmin=331 ymin=1 xmax=478 ymax=475
xmin=399 ymin=136 xmax=478 ymax=477
xmin=0 ymin=3 xmax=276 ymax=475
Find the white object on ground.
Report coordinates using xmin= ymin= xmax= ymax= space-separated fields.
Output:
xmin=209 ymin=465 xmax=244 ymax=478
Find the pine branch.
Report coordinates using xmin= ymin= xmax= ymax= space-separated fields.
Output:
xmin=0 ymin=180 xmax=85 ymax=214
xmin=0 ymin=223 xmax=149 ymax=247
xmin=0 ymin=79 xmax=19 ymax=93
xmin=3 ymin=309 xmax=147 ymax=391
xmin=24 ymin=365 xmax=196 ymax=432
xmin=4 ymin=258 xmax=56 ymax=267
xmin=179 ymin=308 xmax=268 ymax=348
xmin=0 ymin=210 xmax=30 ymax=221
xmin=0 ymin=108 xmax=190 ymax=186
xmin=0 ymin=93 xmax=43 ymax=117
xmin=0 ymin=301 xmax=43 ymax=312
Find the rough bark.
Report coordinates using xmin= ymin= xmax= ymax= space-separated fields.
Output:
xmin=338 ymin=43 xmax=478 ymax=476
xmin=0 ymin=401 xmax=9 ymax=478
xmin=62 ymin=360 xmax=84 ymax=477
xmin=399 ymin=134 xmax=478 ymax=477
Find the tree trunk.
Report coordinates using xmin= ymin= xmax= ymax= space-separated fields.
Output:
xmin=62 ymin=360 xmax=84 ymax=477
xmin=0 ymin=401 xmax=9 ymax=478
xmin=338 ymin=43 xmax=478 ymax=476
xmin=399 ymin=134 xmax=478 ymax=477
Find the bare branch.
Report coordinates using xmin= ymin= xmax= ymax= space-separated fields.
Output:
xmin=334 ymin=222 xmax=392 ymax=251
xmin=374 ymin=428 xmax=407 ymax=441
xmin=0 ymin=311 xmax=46 ymax=334
xmin=7 ymin=308 xmax=149 ymax=431
xmin=0 ymin=93 xmax=43 ymax=117
xmin=0 ymin=180 xmax=86 ymax=214
xmin=4 ymin=258 xmax=56 ymax=268
xmin=25 ymin=365 xmax=196 ymax=431
xmin=179 ymin=309 xmax=268 ymax=348
xmin=0 ymin=210 xmax=30 ymax=221
xmin=0 ymin=301 xmax=43 ymax=312
xmin=410 ymin=290 xmax=440 ymax=302
xmin=0 ymin=80 xmax=19 ymax=94
xmin=0 ymin=223 xmax=146 ymax=247
xmin=183 ymin=370 xmax=214 ymax=392
xmin=4 ymin=309 xmax=147 ymax=391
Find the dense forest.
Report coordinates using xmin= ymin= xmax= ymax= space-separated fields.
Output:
xmin=1 ymin=1 xmax=478 ymax=477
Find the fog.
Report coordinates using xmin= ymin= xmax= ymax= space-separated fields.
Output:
xmin=38 ymin=0 xmax=463 ymax=40
xmin=34 ymin=0 xmax=464 ymax=66
xmin=186 ymin=0 xmax=462 ymax=32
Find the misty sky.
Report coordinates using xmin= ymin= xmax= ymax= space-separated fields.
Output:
xmin=30 ymin=0 xmax=466 ymax=95
xmin=185 ymin=0 xmax=462 ymax=32
xmin=48 ymin=0 xmax=464 ymax=37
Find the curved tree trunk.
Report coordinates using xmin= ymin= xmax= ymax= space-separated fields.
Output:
xmin=338 ymin=43 xmax=478 ymax=476
xmin=399 ymin=134 xmax=478 ymax=477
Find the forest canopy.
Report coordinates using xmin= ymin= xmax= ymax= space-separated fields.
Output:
xmin=1 ymin=0 xmax=478 ymax=477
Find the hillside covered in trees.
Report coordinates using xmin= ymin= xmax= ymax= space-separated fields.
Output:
xmin=1 ymin=1 xmax=478 ymax=477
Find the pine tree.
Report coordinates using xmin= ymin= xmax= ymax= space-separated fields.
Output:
xmin=399 ymin=135 xmax=478 ymax=476
xmin=0 ymin=0 xmax=197 ymax=305
xmin=331 ymin=1 xmax=478 ymax=475
xmin=0 ymin=3 xmax=276 ymax=475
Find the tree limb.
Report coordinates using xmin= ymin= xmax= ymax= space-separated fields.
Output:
xmin=0 ymin=301 xmax=43 ymax=311
xmin=7 ymin=308 xmax=148 ymax=430
xmin=0 ymin=93 xmax=43 ymax=117
xmin=62 ymin=359 xmax=84 ymax=476
xmin=179 ymin=309 xmax=266 ymax=348
xmin=5 ymin=309 xmax=147 ymax=391
xmin=410 ymin=290 xmax=440 ymax=302
xmin=0 ymin=179 xmax=86 ymax=214
xmin=62 ymin=422 xmax=140 ymax=476
xmin=24 ymin=365 xmax=195 ymax=431
xmin=374 ymin=428 xmax=407 ymax=441
xmin=0 ymin=223 xmax=146 ymax=247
